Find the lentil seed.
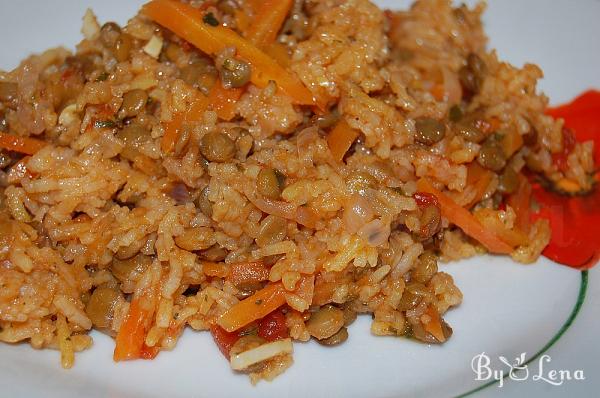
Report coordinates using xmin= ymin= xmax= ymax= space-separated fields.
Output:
xmin=120 ymin=89 xmax=148 ymax=118
xmin=256 ymin=168 xmax=284 ymax=199
xmin=200 ymin=131 xmax=236 ymax=162
xmin=414 ymin=117 xmax=446 ymax=145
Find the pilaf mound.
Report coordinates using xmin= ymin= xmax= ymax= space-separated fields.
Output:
xmin=0 ymin=0 xmax=595 ymax=383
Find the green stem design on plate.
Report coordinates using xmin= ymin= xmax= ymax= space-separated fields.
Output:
xmin=456 ymin=270 xmax=589 ymax=398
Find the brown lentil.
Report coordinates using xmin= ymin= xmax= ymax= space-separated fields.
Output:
xmin=455 ymin=118 xmax=486 ymax=143
xmin=414 ymin=117 xmax=446 ymax=145
xmin=459 ymin=53 xmax=487 ymax=96
xmin=477 ymin=137 xmax=507 ymax=171
xmin=498 ymin=166 xmax=519 ymax=194
xmin=111 ymin=254 xmax=152 ymax=283
xmin=120 ymin=89 xmax=148 ymax=118
xmin=0 ymin=82 xmax=18 ymax=103
xmin=412 ymin=251 xmax=438 ymax=283
xmin=196 ymin=186 xmax=213 ymax=217
xmin=99 ymin=22 xmax=121 ymax=48
xmin=306 ymin=305 xmax=344 ymax=340
xmin=256 ymin=168 xmax=284 ymax=199
xmin=256 ymin=215 xmax=287 ymax=247
xmin=316 ymin=327 xmax=348 ymax=346
xmin=200 ymin=131 xmax=236 ymax=162
xmin=85 ymin=286 xmax=121 ymax=330
xmin=221 ymin=57 xmax=251 ymax=88
xmin=113 ymin=33 xmax=134 ymax=63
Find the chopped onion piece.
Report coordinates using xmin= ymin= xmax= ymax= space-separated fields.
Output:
xmin=342 ymin=194 xmax=374 ymax=234
xmin=81 ymin=9 xmax=100 ymax=40
xmin=143 ymin=35 xmax=164 ymax=59
xmin=58 ymin=104 xmax=79 ymax=126
xmin=357 ymin=218 xmax=390 ymax=247
xmin=230 ymin=338 xmax=293 ymax=371
xmin=246 ymin=189 xmax=297 ymax=219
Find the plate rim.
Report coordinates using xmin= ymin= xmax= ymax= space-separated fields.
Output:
xmin=456 ymin=270 xmax=589 ymax=397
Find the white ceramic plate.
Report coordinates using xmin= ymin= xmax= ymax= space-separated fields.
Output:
xmin=1 ymin=1 xmax=598 ymax=397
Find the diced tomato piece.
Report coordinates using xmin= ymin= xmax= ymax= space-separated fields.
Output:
xmin=258 ymin=309 xmax=289 ymax=341
xmin=413 ymin=192 xmax=440 ymax=208
xmin=210 ymin=324 xmax=241 ymax=358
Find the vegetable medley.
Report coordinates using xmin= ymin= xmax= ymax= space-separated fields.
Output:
xmin=0 ymin=0 xmax=597 ymax=384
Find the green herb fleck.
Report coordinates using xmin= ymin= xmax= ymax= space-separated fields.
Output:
xmin=274 ymin=169 xmax=286 ymax=187
xmin=94 ymin=120 xmax=117 ymax=129
xmin=449 ymin=105 xmax=463 ymax=122
xmin=203 ymin=12 xmax=219 ymax=27
xmin=239 ymin=326 xmax=258 ymax=337
xmin=255 ymin=299 xmax=263 ymax=305
xmin=95 ymin=72 xmax=109 ymax=82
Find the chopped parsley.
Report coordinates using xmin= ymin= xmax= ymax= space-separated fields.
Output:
xmin=203 ymin=12 xmax=219 ymax=27
xmin=95 ymin=72 xmax=109 ymax=82
xmin=94 ymin=120 xmax=117 ymax=129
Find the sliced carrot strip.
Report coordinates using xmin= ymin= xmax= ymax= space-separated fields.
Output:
xmin=474 ymin=208 xmax=529 ymax=248
xmin=227 ymin=261 xmax=270 ymax=287
xmin=423 ymin=306 xmax=446 ymax=343
xmin=161 ymin=95 xmax=209 ymax=153
xmin=202 ymin=261 xmax=230 ymax=278
xmin=207 ymin=82 xmax=244 ymax=121
xmin=465 ymin=162 xmax=494 ymax=208
xmin=507 ymin=173 xmax=532 ymax=234
xmin=143 ymin=0 xmax=318 ymax=107
xmin=0 ymin=132 xmax=46 ymax=155
xmin=264 ymin=42 xmax=291 ymax=68
xmin=161 ymin=113 xmax=185 ymax=154
xmin=500 ymin=128 xmax=524 ymax=158
xmin=327 ymin=119 xmax=359 ymax=162
xmin=217 ymin=282 xmax=287 ymax=332
xmin=416 ymin=178 xmax=513 ymax=254
xmin=114 ymin=297 xmax=155 ymax=361
xmin=245 ymin=0 xmax=293 ymax=48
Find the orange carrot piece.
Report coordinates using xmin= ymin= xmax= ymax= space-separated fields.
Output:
xmin=474 ymin=208 xmax=529 ymax=248
xmin=327 ymin=119 xmax=359 ymax=162
xmin=161 ymin=113 xmax=185 ymax=154
xmin=235 ymin=9 xmax=251 ymax=34
xmin=0 ymin=132 xmax=46 ymax=155
xmin=423 ymin=306 xmax=446 ymax=343
xmin=143 ymin=0 xmax=318 ymax=107
xmin=264 ymin=42 xmax=291 ymax=68
xmin=416 ymin=178 xmax=513 ymax=254
xmin=295 ymin=205 xmax=320 ymax=229
xmin=217 ymin=282 xmax=287 ymax=332
xmin=161 ymin=96 xmax=209 ymax=153
xmin=139 ymin=343 xmax=160 ymax=360
xmin=312 ymin=271 xmax=351 ymax=306
xmin=113 ymin=297 xmax=154 ymax=361
xmin=500 ymin=128 xmax=524 ymax=158
xmin=431 ymin=83 xmax=446 ymax=102
xmin=202 ymin=261 xmax=230 ymax=278
xmin=207 ymin=82 xmax=244 ymax=121
xmin=227 ymin=261 xmax=270 ymax=287
xmin=465 ymin=162 xmax=494 ymax=208
xmin=245 ymin=0 xmax=293 ymax=48
xmin=507 ymin=174 xmax=532 ymax=234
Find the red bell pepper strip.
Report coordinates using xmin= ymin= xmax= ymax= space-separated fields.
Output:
xmin=531 ymin=90 xmax=600 ymax=269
